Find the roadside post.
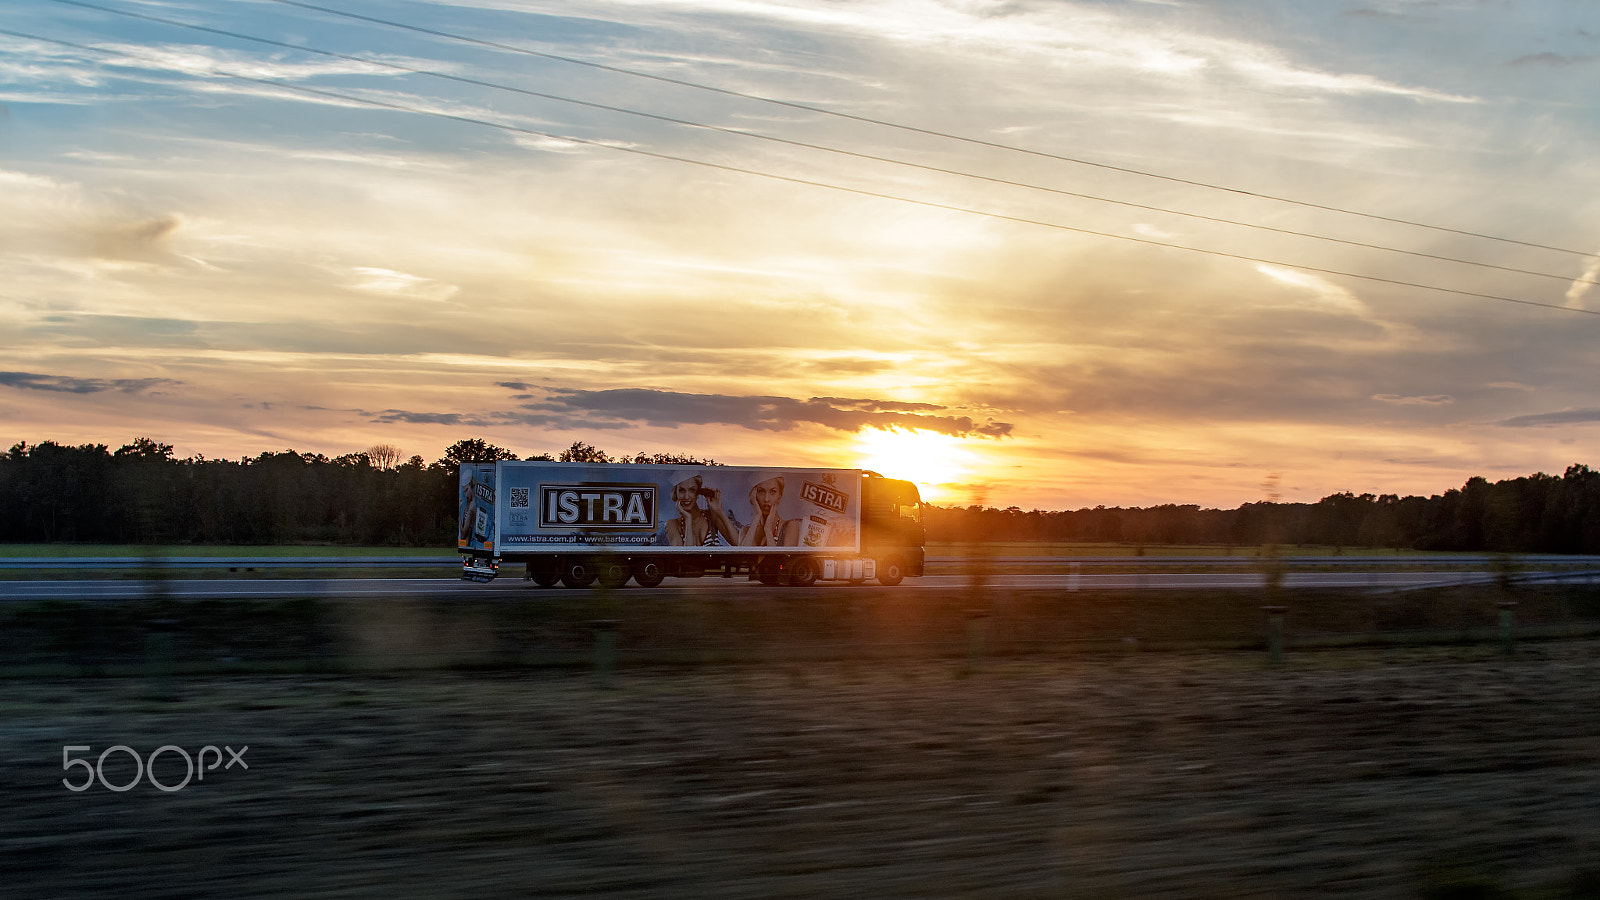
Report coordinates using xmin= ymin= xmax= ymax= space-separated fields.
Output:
xmin=145 ymin=618 xmax=179 ymax=701
xmin=1497 ymin=602 xmax=1517 ymax=655
xmin=591 ymin=619 xmax=619 ymax=689
xmin=964 ymin=609 xmax=990 ymax=675
xmin=1262 ymin=606 xmax=1287 ymax=666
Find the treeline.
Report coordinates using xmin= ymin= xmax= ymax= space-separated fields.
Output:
xmin=0 ymin=437 xmax=712 ymax=546
xmin=928 ymin=465 xmax=1600 ymax=554
xmin=5 ymin=437 xmax=1600 ymax=553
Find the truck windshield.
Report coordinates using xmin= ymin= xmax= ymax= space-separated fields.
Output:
xmin=902 ymin=488 xmax=924 ymax=525
xmin=888 ymin=479 xmax=923 ymax=524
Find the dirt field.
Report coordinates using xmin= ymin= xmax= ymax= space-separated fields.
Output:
xmin=6 ymin=638 xmax=1600 ymax=898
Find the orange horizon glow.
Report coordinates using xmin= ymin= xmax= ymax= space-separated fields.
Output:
xmin=852 ymin=427 xmax=988 ymax=505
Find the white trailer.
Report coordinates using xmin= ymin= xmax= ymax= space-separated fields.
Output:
xmin=458 ymin=461 xmax=924 ymax=587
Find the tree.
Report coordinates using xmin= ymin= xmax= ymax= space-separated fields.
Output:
xmin=114 ymin=437 xmax=174 ymax=460
xmin=624 ymin=450 xmax=722 ymax=465
xmin=365 ymin=443 xmax=402 ymax=470
xmin=441 ymin=439 xmax=519 ymax=466
xmin=558 ymin=441 xmax=611 ymax=463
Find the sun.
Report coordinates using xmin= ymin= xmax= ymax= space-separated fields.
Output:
xmin=853 ymin=428 xmax=976 ymax=502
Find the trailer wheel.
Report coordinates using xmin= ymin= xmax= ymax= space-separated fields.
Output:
xmin=877 ymin=554 xmax=907 ymax=586
xmin=528 ymin=560 xmax=560 ymax=589
xmin=560 ymin=559 xmax=596 ymax=588
xmin=632 ymin=559 xmax=666 ymax=588
xmin=596 ymin=559 xmax=631 ymax=589
xmin=787 ymin=556 xmax=819 ymax=587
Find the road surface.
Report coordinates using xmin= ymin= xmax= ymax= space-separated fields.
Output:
xmin=0 ymin=569 xmax=1537 ymax=600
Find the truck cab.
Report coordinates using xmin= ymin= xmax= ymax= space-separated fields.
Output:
xmin=861 ymin=474 xmax=925 ymax=585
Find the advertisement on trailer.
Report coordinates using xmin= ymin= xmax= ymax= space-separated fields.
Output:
xmin=492 ymin=463 xmax=862 ymax=553
xmin=456 ymin=463 xmax=497 ymax=553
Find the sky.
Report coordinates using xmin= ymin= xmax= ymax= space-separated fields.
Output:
xmin=2 ymin=0 xmax=1599 ymax=509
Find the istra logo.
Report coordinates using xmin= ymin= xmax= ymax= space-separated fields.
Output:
xmin=539 ymin=483 xmax=657 ymax=529
xmin=801 ymin=480 xmax=849 ymax=514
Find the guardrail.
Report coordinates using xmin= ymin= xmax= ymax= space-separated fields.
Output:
xmin=3 ymin=553 xmax=1600 ymax=571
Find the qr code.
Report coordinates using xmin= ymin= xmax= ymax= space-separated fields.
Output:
xmin=510 ymin=488 xmax=530 ymax=508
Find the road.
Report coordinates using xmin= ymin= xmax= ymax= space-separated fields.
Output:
xmin=0 ymin=569 xmax=1536 ymax=600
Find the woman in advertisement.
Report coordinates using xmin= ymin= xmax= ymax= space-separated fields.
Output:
xmin=738 ymin=475 xmax=804 ymax=547
xmin=660 ymin=473 xmax=740 ymax=547
xmin=457 ymin=468 xmax=493 ymax=549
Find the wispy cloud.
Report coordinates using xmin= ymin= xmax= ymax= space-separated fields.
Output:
xmin=1500 ymin=409 xmax=1600 ymax=428
xmin=1511 ymin=52 xmax=1597 ymax=68
xmin=487 ymin=385 xmax=1014 ymax=437
xmin=0 ymin=371 xmax=176 ymax=394
xmin=349 ymin=267 xmax=459 ymax=302
xmin=1373 ymin=394 xmax=1454 ymax=406
xmin=1566 ymin=255 xmax=1600 ymax=310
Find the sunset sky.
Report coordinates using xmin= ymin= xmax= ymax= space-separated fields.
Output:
xmin=3 ymin=0 xmax=1599 ymax=509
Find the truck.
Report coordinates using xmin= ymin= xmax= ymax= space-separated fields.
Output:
xmin=458 ymin=461 xmax=925 ymax=587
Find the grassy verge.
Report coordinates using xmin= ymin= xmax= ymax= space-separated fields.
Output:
xmin=4 ymin=582 xmax=1597 ymax=676
xmin=925 ymin=541 xmax=1488 ymax=558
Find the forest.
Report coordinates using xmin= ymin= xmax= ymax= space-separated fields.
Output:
xmin=4 ymin=437 xmax=1600 ymax=553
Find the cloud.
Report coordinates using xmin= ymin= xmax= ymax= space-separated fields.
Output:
xmin=92 ymin=42 xmax=421 ymax=83
xmin=1500 ymin=409 xmax=1600 ymax=428
xmin=1566 ymin=255 xmax=1600 ymax=310
xmin=0 ymin=371 xmax=176 ymax=394
xmin=1511 ymin=52 xmax=1597 ymax=68
xmin=564 ymin=388 xmax=1011 ymax=437
xmin=1256 ymin=265 xmax=1373 ymax=317
xmin=349 ymin=267 xmax=459 ymax=302
xmin=810 ymin=396 xmax=947 ymax=412
xmin=1226 ymin=55 xmax=1477 ymax=103
xmin=1373 ymin=394 xmax=1454 ymax=406
xmin=90 ymin=215 xmax=182 ymax=262
xmin=489 ymin=385 xmax=1012 ymax=437
xmin=0 ymin=170 xmax=194 ymax=266
xmin=365 ymin=410 xmax=485 ymax=426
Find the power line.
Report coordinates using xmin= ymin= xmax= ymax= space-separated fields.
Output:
xmin=47 ymin=0 xmax=1600 ymax=290
xmin=261 ymin=0 xmax=1600 ymax=261
xmin=8 ymin=25 xmax=1596 ymax=318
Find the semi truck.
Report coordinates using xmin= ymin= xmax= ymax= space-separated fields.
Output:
xmin=458 ymin=461 xmax=925 ymax=587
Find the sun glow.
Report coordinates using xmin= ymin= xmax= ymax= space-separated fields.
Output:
xmin=853 ymin=428 xmax=979 ymax=503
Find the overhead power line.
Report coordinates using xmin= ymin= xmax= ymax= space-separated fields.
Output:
xmin=258 ymin=0 xmax=1600 ymax=261
xmin=8 ymin=25 xmax=1596 ymax=318
xmin=46 ymin=0 xmax=1600 ymax=290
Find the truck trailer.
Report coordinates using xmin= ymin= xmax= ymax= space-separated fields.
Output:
xmin=458 ymin=461 xmax=924 ymax=587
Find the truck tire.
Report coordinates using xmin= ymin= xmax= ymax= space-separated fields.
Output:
xmin=632 ymin=559 xmax=665 ymax=588
xmin=528 ymin=557 xmax=560 ymax=586
xmin=596 ymin=559 xmax=631 ymax=589
xmin=787 ymin=556 xmax=819 ymax=587
xmin=560 ymin=559 xmax=596 ymax=588
xmin=877 ymin=554 xmax=907 ymax=586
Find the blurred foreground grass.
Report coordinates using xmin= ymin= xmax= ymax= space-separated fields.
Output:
xmin=4 ymin=583 xmax=1599 ymax=677
xmin=5 ymin=641 xmax=1600 ymax=898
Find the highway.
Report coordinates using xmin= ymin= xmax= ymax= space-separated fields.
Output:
xmin=0 ymin=569 xmax=1565 ymax=601
xmin=5 ymin=552 xmax=1598 ymax=601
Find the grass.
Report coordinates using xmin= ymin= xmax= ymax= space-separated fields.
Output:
xmin=924 ymin=541 xmax=1483 ymax=558
xmin=4 ymin=582 xmax=1597 ymax=676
